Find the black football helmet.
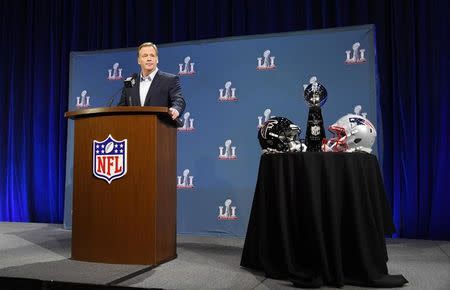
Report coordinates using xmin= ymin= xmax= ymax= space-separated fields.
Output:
xmin=258 ymin=117 xmax=307 ymax=153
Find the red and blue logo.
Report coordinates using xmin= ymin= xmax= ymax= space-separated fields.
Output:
xmin=349 ymin=117 xmax=375 ymax=130
xmin=93 ymin=135 xmax=127 ymax=184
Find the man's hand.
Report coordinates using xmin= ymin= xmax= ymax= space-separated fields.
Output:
xmin=168 ymin=107 xmax=180 ymax=120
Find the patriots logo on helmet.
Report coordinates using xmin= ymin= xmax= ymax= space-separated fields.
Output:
xmin=349 ymin=117 xmax=375 ymax=131
xmin=93 ymin=135 xmax=128 ymax=184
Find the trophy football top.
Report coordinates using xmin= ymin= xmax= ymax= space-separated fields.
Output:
xmin=304 ymin=82 xmax=328 ymax=107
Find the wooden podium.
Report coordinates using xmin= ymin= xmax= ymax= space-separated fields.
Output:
xmin=65 ymin=107 xmax=177 ymax=265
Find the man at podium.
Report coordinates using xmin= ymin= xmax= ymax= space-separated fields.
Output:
xmin=118 ymin=42 xmax=186 ymax=121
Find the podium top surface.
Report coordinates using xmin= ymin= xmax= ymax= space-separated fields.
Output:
xmin=65 ymin=106 xmax=168 ymax=119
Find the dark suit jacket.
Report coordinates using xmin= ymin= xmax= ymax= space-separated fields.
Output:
xmin=118 ymin=70 xmax=186 ymax=115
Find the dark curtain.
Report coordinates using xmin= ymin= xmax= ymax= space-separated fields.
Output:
xmin=1 ymin=0 xmax=448 ymax=239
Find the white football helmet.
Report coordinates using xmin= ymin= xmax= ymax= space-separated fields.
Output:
xmin=323 ymin=106 xmax=377 ymax=153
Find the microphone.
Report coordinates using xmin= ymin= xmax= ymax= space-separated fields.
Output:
xmin=124 ymin=73 xmax=138 ymax=88
xmin=123 ymin=73 xmax=138 ymax=106
xmin=107 ymin=86 xmax=124 ymax=107
xmin=107 ymin=73 xmax=138 ymax=107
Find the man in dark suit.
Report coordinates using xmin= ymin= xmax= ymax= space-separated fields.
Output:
xmin=118 ymin=42 xmax=186 ymax=121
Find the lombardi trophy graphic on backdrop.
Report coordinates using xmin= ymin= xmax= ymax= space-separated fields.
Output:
xmin=107 ymin=62 xmax=123 ymax=80
xmin=218 ymin=139 xmax=237 ymax=160
xmin=257 ymin=49 xmax=276 ymax=70
xmin=178 ymin=112 xmax=195 ymax=131
xmin=257 ymin=108 xmax=273 ymax=128
xmin=76 ymin=90 xmax=91 ymax=108
xmin=177 ymin=168 xmax=194 ymax=188
xmin=178 ymin=56 xmax=195 ymax=75
xmin=218 ymin=81 xmax=238 ymax=101
xmin=218 ymin=199 xmax=238 ymax=220
xmin=345 ymin=42 xmax=367 ymax=64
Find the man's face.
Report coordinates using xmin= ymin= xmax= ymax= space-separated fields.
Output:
xmin=138 ymin=46 xmax=158 ymax=75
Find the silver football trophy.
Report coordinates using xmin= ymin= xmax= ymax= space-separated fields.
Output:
xmin=303 ymin=81 xmax=327 ymax=152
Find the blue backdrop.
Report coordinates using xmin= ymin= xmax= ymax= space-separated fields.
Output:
xmin=1 ymin=0 xmax=448 ymax=240
xmin=65 ymin=25 xmax=378 ymax=236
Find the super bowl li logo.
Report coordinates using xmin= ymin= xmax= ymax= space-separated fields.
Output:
xmin=257 ymin=108 xmax=274 ymax=128
xmin=177 ymin=112 xmax=195 ymax=132
xmin=256 ymin=49 xmax=276 ymax=70
xmin=76 ymin=90 xmax=90 ymax=108
xmin=178 ymin=56 xmax=195 ymax=75
xmin=218 ymin=199 xmax=238 ymax=220
xmin=218 ymin=81 xmax=238 ymax=102
xmin=345 ymin=42 xmax=367 ymax=64
xmin=93 ymin=135 xmax=127 ymax=184
xmin=176 ymin=168 xmax=194 ymax=189
xmin=107 ymin=62 xmax=123 ymax=80
xmin=218 ymin=139 xmax=237 ymax=160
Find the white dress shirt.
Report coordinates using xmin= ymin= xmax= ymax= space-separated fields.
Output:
xmin=139 ymin=68 xmax=158 ymax=106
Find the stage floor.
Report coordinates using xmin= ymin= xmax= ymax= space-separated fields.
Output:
xmin=0 ymin=222 xmax=449 ymax=289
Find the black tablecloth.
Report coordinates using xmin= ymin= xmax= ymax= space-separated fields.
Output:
xmin=240 ymin=152 xmax=407 ymax=288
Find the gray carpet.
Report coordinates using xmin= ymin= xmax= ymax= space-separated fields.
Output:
xmin=0 ymin=222 xmax=147 ymax=285
xmin=0 ymin=222 xmax=449 ymax=289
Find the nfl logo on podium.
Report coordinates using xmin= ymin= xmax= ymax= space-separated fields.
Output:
xmin=93 ymin=134 xmax=128 ymax=184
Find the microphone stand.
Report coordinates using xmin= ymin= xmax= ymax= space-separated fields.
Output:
xmin=107 ymin=86 xmax=124 ymax=107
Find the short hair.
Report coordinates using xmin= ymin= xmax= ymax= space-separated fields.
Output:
xmin=137 ymin=42 xmax=158 ymax=56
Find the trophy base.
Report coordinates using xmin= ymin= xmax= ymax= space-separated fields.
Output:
xmin=305 ymin=107 xmax=326 ymax=152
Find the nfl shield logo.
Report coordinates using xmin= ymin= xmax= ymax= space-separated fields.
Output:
xmin=311 ymin=125 xmax=321 ymax=136
xmin=93 ymin=135 xmax=127 ymax=184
